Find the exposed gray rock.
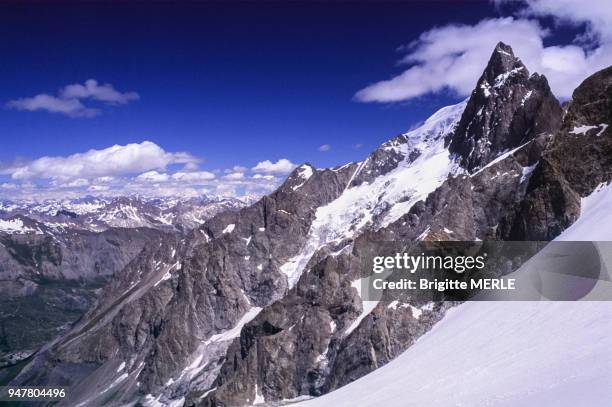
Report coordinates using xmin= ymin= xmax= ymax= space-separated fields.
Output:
xmin=511 ymin=66 xmax=612 ymax=240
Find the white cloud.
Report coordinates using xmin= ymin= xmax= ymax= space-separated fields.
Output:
xmin=0 ymin=144 xmax=290 ymax=200
xmin=60 ymin=79 xmax=139 ymax=104
xmin=355 ymin=5 xmax=612 ymax=102
xmin=136 ymin=170 xmax=170 ymax=183
xmin=7 ymin=94 xmax=99 ymax=117
xmin=215 ymin=184 xmax=238 ymax=197
xmin=318 ymin=144 xmax=331 ymax=152
xmin=7 ymin=79 xmax=139 ymax=117
xmin=171 ymin=171 xmax=216 ymax=182
xmin=136 ymin=170 xmax=217 ymax=184
xmin=3 ymin=141 xmax=199 ymax=180
xmin=64 ymin=178 xmax=90 ymax=188
xmin=252 ymin=158 xmax=297 ymax=175
xmin=95 ymin=176 xmax=115 ymax=183
xmin=224 ymin=172 xmax=245 ymax=180
xmin=510 ymin=0 xmax=612 ymax=41
xmin=182 ymin=161 xmax=200 ymax=171
xmin=353 ymin=143 xmax=363 ymax=149
xmin=252 ymin=174 xmax=276 ymax=180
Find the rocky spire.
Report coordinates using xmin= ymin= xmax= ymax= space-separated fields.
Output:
xmin=448 ymin=42 xmax=562 ymax=172
xmin=481 ymin=42 xmax=528 ymax=84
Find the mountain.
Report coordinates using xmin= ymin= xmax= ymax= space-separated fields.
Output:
xmin=0 ymin=195 xmax=248 ymax=233
xmin=3 ymin=43 xmax=611 ymax=407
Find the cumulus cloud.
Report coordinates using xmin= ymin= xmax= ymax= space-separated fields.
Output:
xmin=95 ymin=176 xmax=115 ymax=183
xmin=252 ymin=158 xmax=297 ymax=175
xmin=136 ymin=170 xmax=170 ymax=183
xmin=88 ymin=185 xmax=110 ymax=192
xmin=182 ymin=161 xmax=200 ymax=171
xmin=7 ymin=79 xmax=139 ymax=117
xmin=134 ymin=169 xmax=217 ymax=184
xmin=2 ymin=141 xmax=199 ymax=180
xmin=224 ymin=172 xmax=245 ymax=180
xmin=318 ymin=144 xmax=331 ymax=152
xmin=355 ymin=1 xmax=612 ymax=102
xmin=0 ymin=144 xmax=294 ymax=200
xmin=171 ymin=171 xmax=216 ymax=182
xmin=64 ymin=178 xmax=90 ymax=188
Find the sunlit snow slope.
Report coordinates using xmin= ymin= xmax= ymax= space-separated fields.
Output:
xmin=293 ymin=183 xmax=612 ymax=407
xmin=557 ymin=182 xmax=612 ymax=241
xmin=280 ymin=101 xmax=466 ymax=288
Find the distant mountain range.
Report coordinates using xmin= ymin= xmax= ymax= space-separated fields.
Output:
xmin=0 ymin=195 xmax=253 ymax=233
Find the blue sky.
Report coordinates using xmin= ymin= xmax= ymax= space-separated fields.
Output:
xmin=1 ymin=1 xmax=610 ymax=200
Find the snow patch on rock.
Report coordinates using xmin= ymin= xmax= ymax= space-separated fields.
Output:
xmin=222 ymin=224 xmax=235 ymax=234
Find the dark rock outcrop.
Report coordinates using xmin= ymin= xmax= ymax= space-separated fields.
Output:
xmin=448 ymin=42 xmax=562 ymax=172
xmin=511 ymin=66 xmax=612 ymax=239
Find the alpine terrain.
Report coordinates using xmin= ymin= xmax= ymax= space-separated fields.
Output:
xmin=2 ymin=42 xmax=611 ymax=406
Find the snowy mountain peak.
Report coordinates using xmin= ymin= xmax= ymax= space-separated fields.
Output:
xmin=350 ymin=101 xmax=466 ymax=188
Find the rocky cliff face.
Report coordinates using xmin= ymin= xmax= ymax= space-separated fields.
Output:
xmin=511 ymin=66 xmax=612 ymax=240
xmin=4 ymin=45 xmax=611 ymax=407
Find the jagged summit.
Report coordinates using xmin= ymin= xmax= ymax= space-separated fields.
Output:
xmin=482 ymin=42 xmax=529 ymax=84
xmin=448 ymin=42 xmax=562 ymax=172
